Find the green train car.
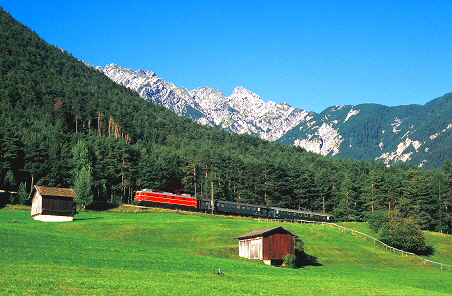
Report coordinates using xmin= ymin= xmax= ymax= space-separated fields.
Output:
xmin=198 ymin=198 xmax=332 ymax=222
xmin=268 ymin=207 xmax=333 ymax=222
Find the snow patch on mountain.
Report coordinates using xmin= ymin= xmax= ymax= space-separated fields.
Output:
xmin=376 ymin=137 xmax=422 ymax=164
xmin=344 ymin=109 xmax=360 ymax=122
xmin=293 ymin=122 xmax=342 ymax=156
xmin=391 ymin=117 xmax=402 ymax=133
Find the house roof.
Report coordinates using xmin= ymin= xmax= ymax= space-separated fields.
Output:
xmin=236 ymin=226 xmax=298 ymax=240
xmin=32 ymin=185 xmax=78 ymax=199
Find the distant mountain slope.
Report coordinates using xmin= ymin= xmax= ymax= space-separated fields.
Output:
xmin=279 ymin=99 xmax=452 ymax=168
xmin=100 ymin=64 xmax=452 ymax=168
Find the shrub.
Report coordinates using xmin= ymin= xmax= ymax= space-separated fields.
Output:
xmin=295 ymin=238 xmax=304 ymax=252
xmin=379 ymin=216 xmax=426 ymax=253
xmin=282 ymin=254 xmax=297 ymax=268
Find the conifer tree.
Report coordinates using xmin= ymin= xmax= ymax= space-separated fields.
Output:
xmin=73 ymin=165 xmax=93 ymax=210
xmin=17 ymin=182 xmax=28 ymax=205
xmin=72 ymin=140 xmax=93 ymax=209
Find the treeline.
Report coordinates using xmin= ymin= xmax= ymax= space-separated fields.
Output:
xmin=1 ymin=8 xmax=452 ymax=233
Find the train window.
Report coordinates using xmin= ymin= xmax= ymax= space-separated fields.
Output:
xmin=221 ymin=203 xmax=224 ymax=207
xmin=164 ymin=195 xmax=167 ymax=199
xmin=183 ymin=197 xmax=186 ymax=200
xmin=172 ymin=196 xmax=174 ymax=199
xmin=247 ymin=206 xmax=250 ymax=210
xmin=304 ymin=214 xmax=308 ymax=217
xmin=237 ymin=205 xmax=240 ymax=209
xmin=258 ymin=207 xmax=261 ymax=211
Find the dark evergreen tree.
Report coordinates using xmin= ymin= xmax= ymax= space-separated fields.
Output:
xmin=17 ymin=182 xmax=28 ymax=205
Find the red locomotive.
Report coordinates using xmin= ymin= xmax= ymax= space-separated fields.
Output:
xmin=134 ymin=189 xmax=199 ymax=211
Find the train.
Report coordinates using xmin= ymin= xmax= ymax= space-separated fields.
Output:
xmin=134 ymin=189 xmax=333 ymax=223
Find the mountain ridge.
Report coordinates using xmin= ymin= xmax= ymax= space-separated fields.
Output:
xmin=97 ymin=64 xmax=312 ymax=141
xmin=98 ymin=63 xmax=452 ymax=169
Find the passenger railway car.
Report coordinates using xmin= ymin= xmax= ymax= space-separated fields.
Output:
xmin=214 ymin=200 xmax=269 ymax=217
xmin=268 ymin=207 xmax=332 ymax=222
xmin=134 ymin=189 xmax=333 ymax=222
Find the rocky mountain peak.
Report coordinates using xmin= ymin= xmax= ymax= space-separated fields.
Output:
xmin=98 ymin=64 xmax=310 ymax=141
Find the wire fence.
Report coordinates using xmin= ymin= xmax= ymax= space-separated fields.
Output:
xmin=258 ymin=218 xmax=452 ymax=272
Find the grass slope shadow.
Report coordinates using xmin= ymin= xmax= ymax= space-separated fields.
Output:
xmin=295 ymin=250 xmax=322 ymax=268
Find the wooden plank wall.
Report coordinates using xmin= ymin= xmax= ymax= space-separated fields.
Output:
xmin=263 ymin=233 xmax=294 ymax=260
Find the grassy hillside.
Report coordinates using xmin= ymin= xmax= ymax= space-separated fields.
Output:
xmin=340 ymin=221 xmax=452 ymax=266
xmin=1 ymin=208 xmax=451 ymax=295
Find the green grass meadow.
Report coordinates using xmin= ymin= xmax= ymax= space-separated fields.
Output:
xmin=1 ymin=206 xmax=451 ymax=295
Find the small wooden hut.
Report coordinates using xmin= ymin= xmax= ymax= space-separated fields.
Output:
xmin=30 ymin=186 xmax=77 ymax=222
xmin=236 ymin=226 xmax=298 ymax=265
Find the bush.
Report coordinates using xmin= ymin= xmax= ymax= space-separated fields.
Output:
xmin=379 ymin=216 xmax=426 ymax=253
xmin=295 ymin=238 xmax=304 ymax=252
xmin=282 ymin=254 xmax=297 ymax=268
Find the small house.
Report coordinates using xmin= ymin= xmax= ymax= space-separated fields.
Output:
xmin=236 ymin=226 xmax=298 ymax=265
xmin=30 ymin=186 xmax=78 ymax=222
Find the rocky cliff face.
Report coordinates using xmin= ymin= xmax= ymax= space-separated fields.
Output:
xmin=98 ymin=64 xmax=452 ymax=168
xmin=98 ymin=64 xmax=311 ymax=141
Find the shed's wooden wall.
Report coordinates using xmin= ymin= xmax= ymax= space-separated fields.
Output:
xmin=238 ymin=237 xmax=263 ymax=259
xmin=41 ymin=196 xmax=73 ymax=216
xmin=262 ymin=233 xmax=295 ymax=260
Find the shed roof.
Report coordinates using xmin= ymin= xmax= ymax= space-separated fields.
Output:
xmin=32 ymin=185 xmax=78 ymax=199
xmin=236 ymin=226 xmax=298 ymax=240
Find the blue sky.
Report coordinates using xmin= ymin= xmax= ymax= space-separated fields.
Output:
xmin=2 ymin=1 xmax=451 ymax=113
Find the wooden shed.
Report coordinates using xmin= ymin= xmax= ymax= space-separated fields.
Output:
xmin=30 ymin=186 xmax=77 ymax=222
xmin=236 ymin=226 xmax=298 ymax=265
